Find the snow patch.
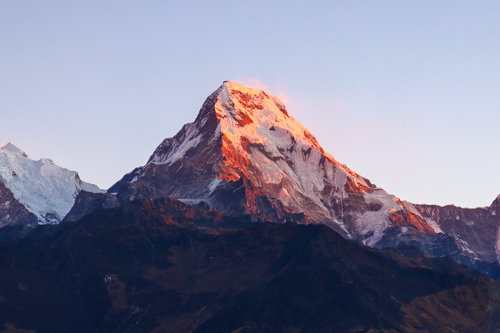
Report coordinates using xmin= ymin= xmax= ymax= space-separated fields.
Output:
xmin=403 ymin=200 xmax=443 ymax=233
xmin=333 ymin=170 xmax=348 ymax=194
xmin=455 ymin=237 xmax=477 ymax=257
xmin=208 ymin=178 xmax=222 ymax=194
xmin=178 ymin=198 xmax=203 ymax=205
xmin=149 ymin=122 xmax=203 ymax=166
xmin=423 ymin=218 xmax=443 ymax=234
xmin=358 ymin=190 xmax=401 ymax=246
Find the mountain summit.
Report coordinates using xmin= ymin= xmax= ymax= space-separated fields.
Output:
xmin=0 ymin=143 xmax=104 ymax=226
xmin=1 ymin=142 xmax=27 ymax=157
xmin=107 ymin=81 xmax=436 ymax=244
xmin=58 ymin=81 xmax=500 ymax=270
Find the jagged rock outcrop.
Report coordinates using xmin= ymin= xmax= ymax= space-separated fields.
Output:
xmin=414 ymin=196 xmax=500 ymax=262
xmin=0 ymin=180 xmax=38 ymax=228
xmin=62 ymin=191 xmax=119 ymax=223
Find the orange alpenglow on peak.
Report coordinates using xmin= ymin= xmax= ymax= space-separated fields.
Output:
xmin=1 ymin=142 xmax=27 ymax=157
xmin=108 ymin=80 xmax=441 ymax=247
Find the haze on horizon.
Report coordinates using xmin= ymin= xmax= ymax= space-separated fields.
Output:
xmin=1 ymin=1 xmax=499 ymax=208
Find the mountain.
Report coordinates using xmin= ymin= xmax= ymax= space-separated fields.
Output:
xmin=3 ymin=82 xmax=500 ymax=331
xmin=0 ymin=142 xmax=104 ymax=226
xmin=106 ymin=81 xmax=435 ymax=243
xmin=1 ymin=197 xmax=499 ymax=332
xmin=67 ymin=81 xmax=499 ymax=271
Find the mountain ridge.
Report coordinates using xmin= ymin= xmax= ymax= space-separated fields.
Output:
xmin=3 ymin=81 xmax=499 ymax=270
xmin=74 ymin=80 xmax=498 ymax=267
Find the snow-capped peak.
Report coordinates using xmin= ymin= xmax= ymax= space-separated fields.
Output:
xmin=1 ymin=142 xmax=28 ymax=157
xmin=128 ymin=81 xmax=426 ymax=240
xmin=214 ymin=81 xmax=373 ymax=189
xmin=0 ymin=145 xmax=104 ymax=224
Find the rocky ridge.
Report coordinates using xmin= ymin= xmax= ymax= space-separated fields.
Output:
xmin=12 ymin=81 xmax=500 ymax=269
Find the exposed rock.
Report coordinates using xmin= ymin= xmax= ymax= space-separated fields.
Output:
xmin=62 ymin=191 xmax=119 ymax=223
xmin=0 ymin=180 xmax=38 ymax=228
xmin=415 ymin=197 xmax=500 ymax=263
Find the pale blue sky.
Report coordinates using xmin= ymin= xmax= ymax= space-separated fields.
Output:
xmin=1 ymin=1 xmax=499 ymax=208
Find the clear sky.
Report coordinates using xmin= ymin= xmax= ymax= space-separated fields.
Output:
xmin=1 ymin=1 xmax=499 ymax=208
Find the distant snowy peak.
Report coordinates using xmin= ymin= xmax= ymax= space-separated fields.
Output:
xmin=1 ymin=142 xmax=28 ymax=157
xmin=0 ymin=143 xmax=104 ymax=225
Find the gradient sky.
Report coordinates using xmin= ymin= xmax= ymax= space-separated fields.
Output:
xmin=1 ymin=1 xmax=499 ymax=208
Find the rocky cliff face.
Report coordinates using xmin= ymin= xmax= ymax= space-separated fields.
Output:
xmin=109 ymin=81 xmax=435 ymax=245
xmin=0 ymin=180 xmax=38 ymax=228
xmin=414 ymin=196 xmax=500 ymax=263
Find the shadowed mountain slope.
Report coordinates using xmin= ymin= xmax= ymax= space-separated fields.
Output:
xmin=1 ymin=198 xmax=499 ymax=332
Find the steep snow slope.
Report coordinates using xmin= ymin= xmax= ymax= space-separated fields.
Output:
xmin=0 ymin=143 xmax=104 ymax=224
xmin=110 ymin=81 xmax=434 ymax=244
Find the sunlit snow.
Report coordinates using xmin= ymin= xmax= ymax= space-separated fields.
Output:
xmin=0 ymin=143 xmax=104 ymax=224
